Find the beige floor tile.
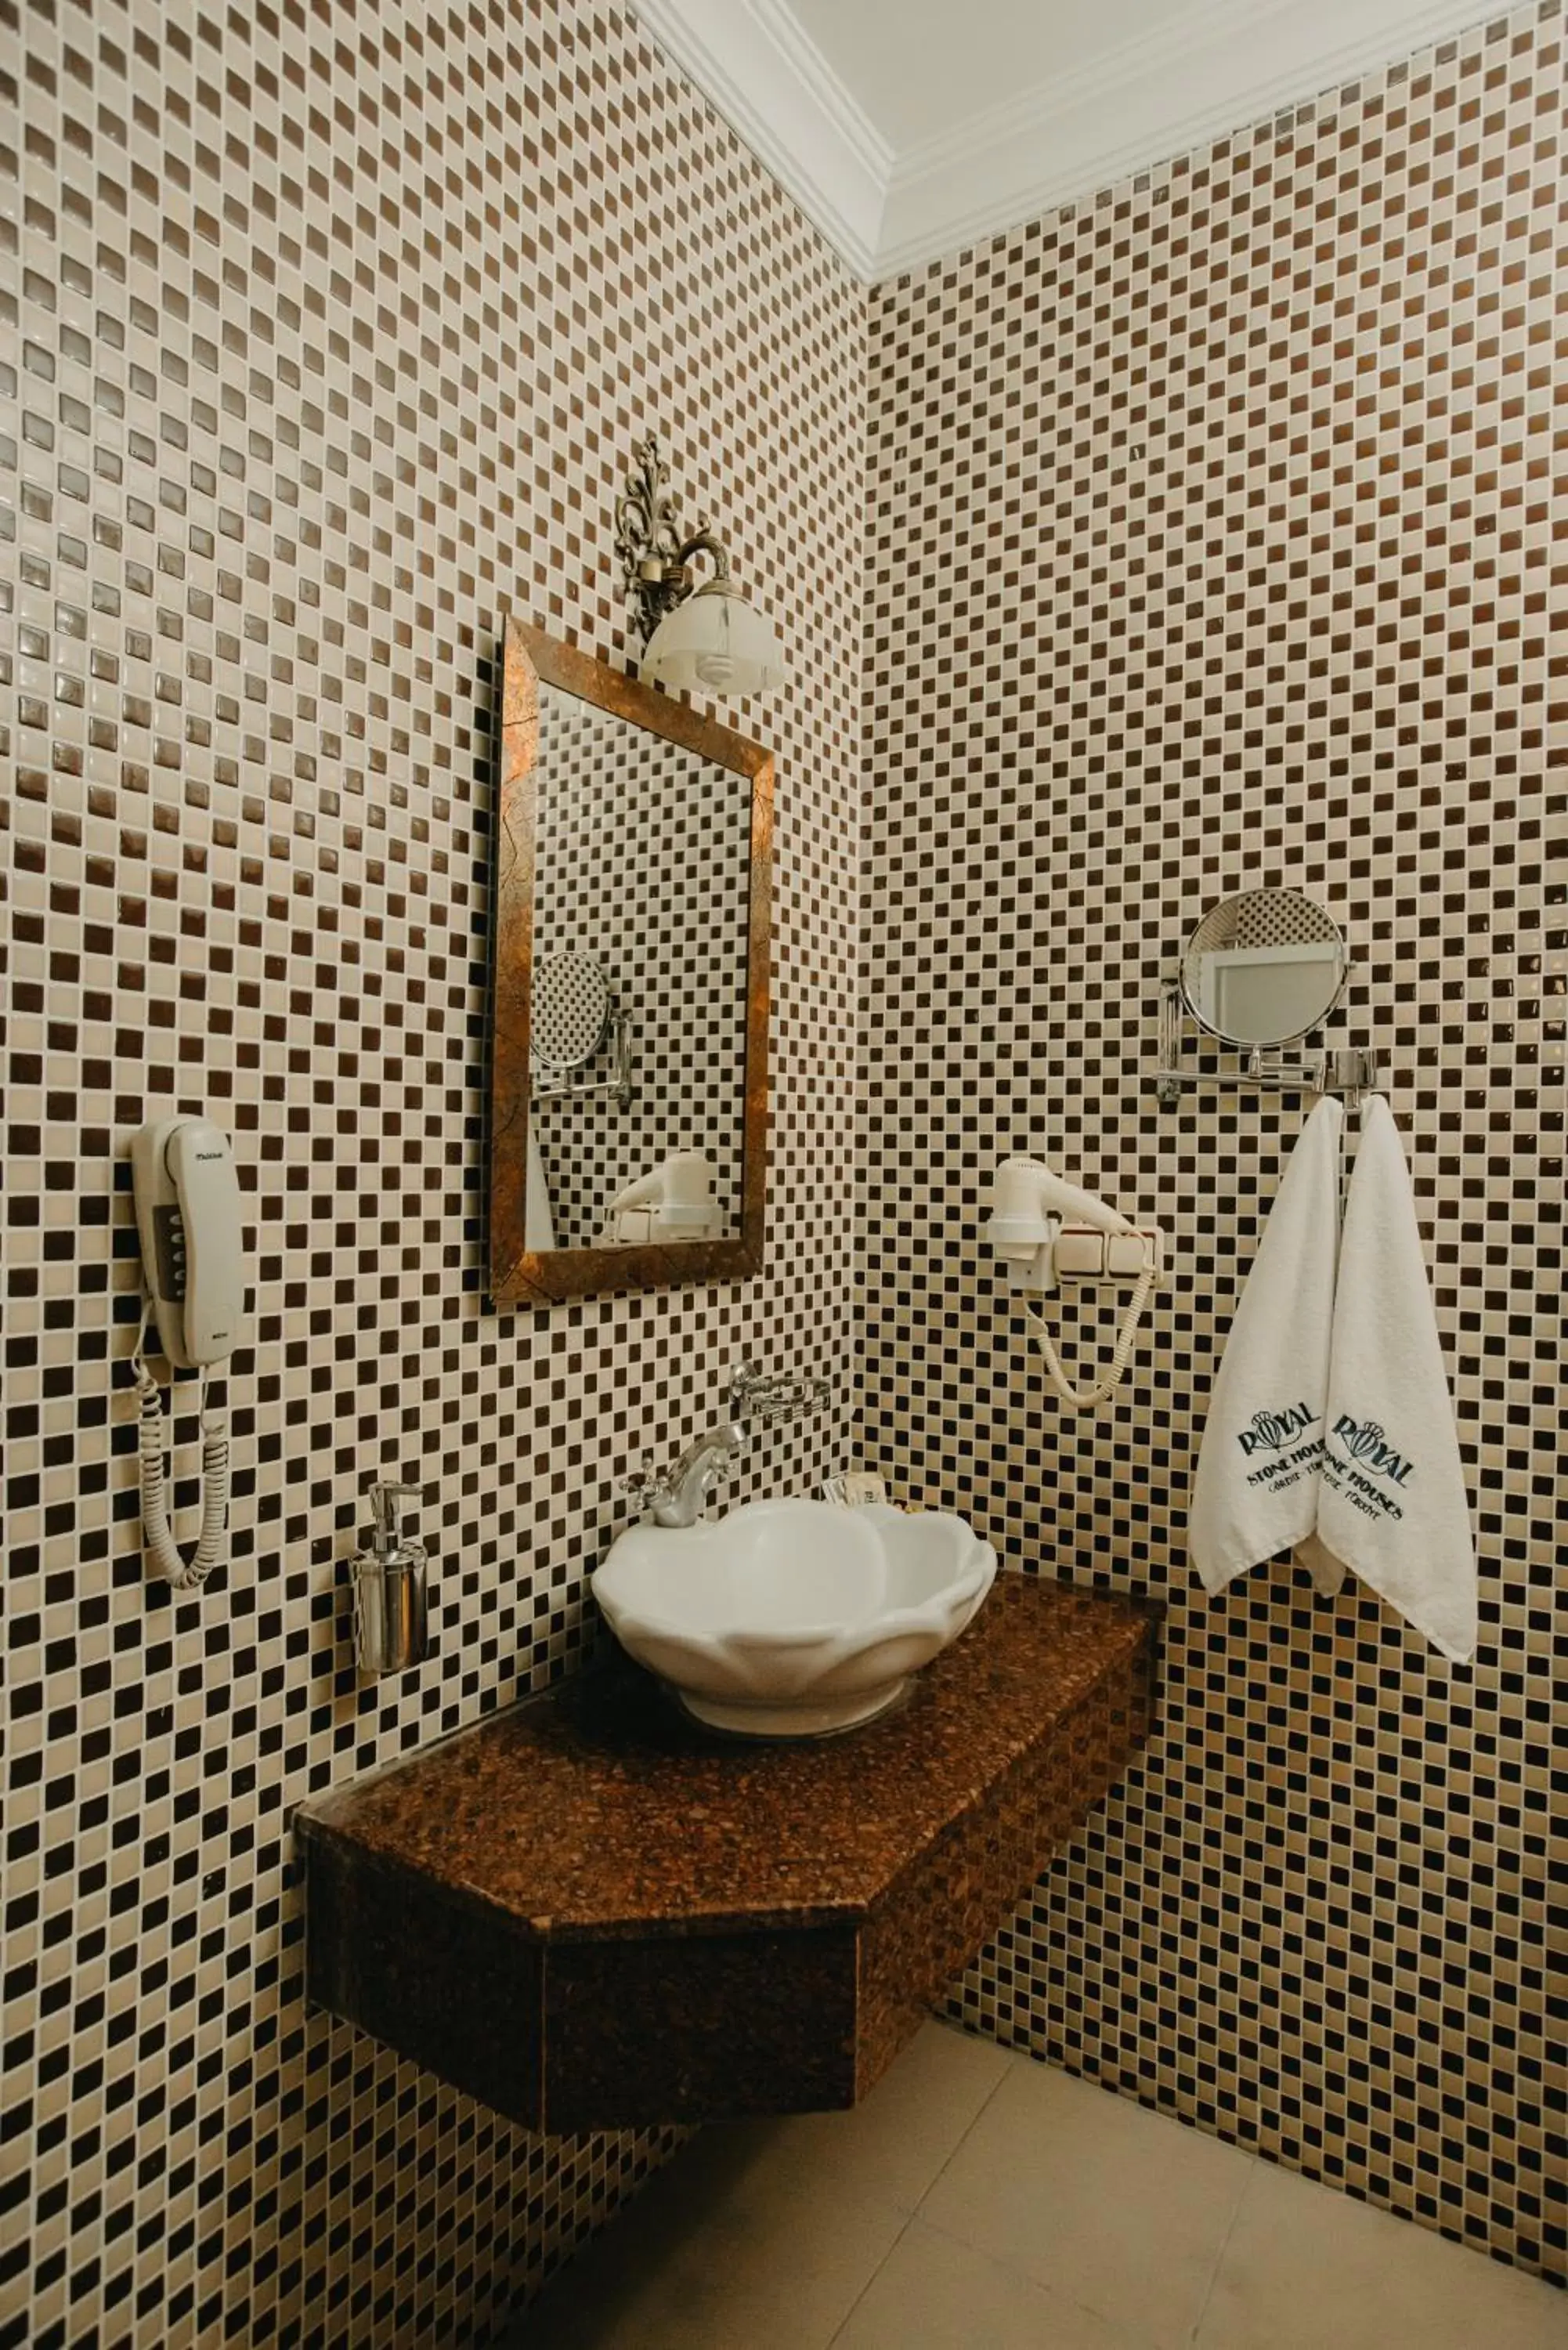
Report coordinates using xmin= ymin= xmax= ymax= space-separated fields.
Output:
xmin=919 ymin=2061 xmax=1254 ymax=2350
xmin=508 ymin=2043 xmax=1567 ymax=2350
xmin=1196 ymin=2159 xmax=1568 ymax=2350
xmin=756 ymin=2019 xmax=1013 ymax=2213
xmin=832 ymin=2218 xmax=1160 ymax=2350
xmin=520 ymin=2117 xmax=910 ymax=2349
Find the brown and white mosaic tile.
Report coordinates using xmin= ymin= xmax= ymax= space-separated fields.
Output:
xmin=5 ymin=0 xmax=1564 ymax=2338
xmin=861 ymin=0 xmax=1565 ymax=2287
xmin=0 ymin=2 xmax=864 ymax=2345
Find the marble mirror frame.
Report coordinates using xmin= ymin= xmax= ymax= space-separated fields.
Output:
xmin=488 ymin=617 xmax=773 ymax=1308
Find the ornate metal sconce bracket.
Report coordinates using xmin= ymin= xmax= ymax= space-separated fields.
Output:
xmin=615 ymin=435 xmax=732 ymax=642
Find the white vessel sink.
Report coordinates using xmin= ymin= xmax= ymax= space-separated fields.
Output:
xmin=594 ymin=1498 xmax=997 ymax=1738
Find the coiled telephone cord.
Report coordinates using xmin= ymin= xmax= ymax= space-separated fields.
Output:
xmin=129 ymin=1300 xmax=230 ymax=1589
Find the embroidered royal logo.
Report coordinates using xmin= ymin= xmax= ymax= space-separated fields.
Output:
xmin=1236 ymin=1402 xmax=1318 ymax=1456
xmin=1330 ymin=1415 xmax=1413 ymax=1485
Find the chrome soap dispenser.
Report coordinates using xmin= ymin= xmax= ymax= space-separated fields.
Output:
xmin=352 ymin=1481 xmax=429 ymax=1675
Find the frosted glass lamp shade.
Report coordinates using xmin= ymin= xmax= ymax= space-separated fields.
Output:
xmin=639 ymin=579 xmax=785 ymax=697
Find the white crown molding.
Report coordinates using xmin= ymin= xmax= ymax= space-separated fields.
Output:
xmin=876 ymin=0 xmax=1515 ymax=279
xmin=632 ymin=0 xmax=891 ymax=278
xmin=633 ymin=0 xmax=1513 ymax=285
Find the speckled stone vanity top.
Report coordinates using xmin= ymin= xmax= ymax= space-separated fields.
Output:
xmin=296 ymin=1571 xmax=1159 ymax=2131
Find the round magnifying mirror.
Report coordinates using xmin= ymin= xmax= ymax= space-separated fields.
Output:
xmin=531 ymin=949 xmax=613 ymax=1073
xmin=1180 ymin=889 xmax=1348 ymax=1047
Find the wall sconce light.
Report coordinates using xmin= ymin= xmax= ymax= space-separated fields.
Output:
xmin=614 ymin=436 xmax=785 ymax=699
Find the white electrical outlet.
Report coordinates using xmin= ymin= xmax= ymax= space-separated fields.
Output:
xmin=1053 ymin=1224 xmax=1164 ymax=1283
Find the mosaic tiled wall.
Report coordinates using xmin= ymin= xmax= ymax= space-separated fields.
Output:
xmin=531 ymin=689 xmax=751 ymax=1247
xmin=861 ymin=2 xmax=1563 ymax=2281
xmin=0 ymin=1 xmax=865 ymax=2344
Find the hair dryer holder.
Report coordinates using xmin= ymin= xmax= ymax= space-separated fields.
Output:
xmin=1002 ymin=1220 xmax=1165 ymax=1297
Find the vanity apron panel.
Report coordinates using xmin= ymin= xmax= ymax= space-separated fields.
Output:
xmin=294 ymin=1574 xmax=1160 ymax=2128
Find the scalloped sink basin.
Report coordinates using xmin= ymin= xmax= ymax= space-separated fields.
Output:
xmin=594 ymin=1499 xmax=998 ymax=1738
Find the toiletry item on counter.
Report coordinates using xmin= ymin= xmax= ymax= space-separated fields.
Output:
xmin=1296 ymin=1096 xmax=1476 ymax=1662
xmin=599 ymin=1149 xmax=722 ymax=1244
xmin=1189 ymin=1096 xmax=1343 ymax=1595
xmin=822 ymin=1471 xmax=891 ymax=1506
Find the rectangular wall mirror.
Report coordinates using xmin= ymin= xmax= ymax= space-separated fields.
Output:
xmin=489 ymin=619 xmax=772 ymax=1307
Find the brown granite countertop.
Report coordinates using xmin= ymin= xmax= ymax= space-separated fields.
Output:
xmin=298 ymin=1572 xmax=1158 ymax=1940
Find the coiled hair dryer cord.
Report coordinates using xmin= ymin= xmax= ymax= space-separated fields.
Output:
xmin=1023 ymin=1261 xmax=1157 ymax=1414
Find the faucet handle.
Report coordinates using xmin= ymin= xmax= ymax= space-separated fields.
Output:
xmin=620 ymin=1452 xmax=662 ymax=1510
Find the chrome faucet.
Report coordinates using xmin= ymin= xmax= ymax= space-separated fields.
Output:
xmin=626 ymin=1361 xmax=833 ymax=1529
xmin=627 ymin=1420 xmax=746 ymax=1529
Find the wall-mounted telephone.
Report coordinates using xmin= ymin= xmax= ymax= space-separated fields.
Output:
xmin=986 ymin=1156 xmax=1164 ymax=1415
xmin=130 ymin=1117 xmax=245 ymax=1588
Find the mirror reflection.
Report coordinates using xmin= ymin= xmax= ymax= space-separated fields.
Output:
xmin=1180 ymin=889 xmax=1348 ymax=1047
xmin=526 ymin=682 xmax=753 ymax=1251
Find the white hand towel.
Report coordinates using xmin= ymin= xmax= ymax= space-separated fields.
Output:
xmin=1307 ymin=1095 xmax=1476 ymax=1663
xmin=1189 ymin=1096 xmax=1344 ymax=1595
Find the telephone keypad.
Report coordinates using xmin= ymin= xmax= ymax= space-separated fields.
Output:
xmin=154 ymin=1204 xmax=187 ymax=1299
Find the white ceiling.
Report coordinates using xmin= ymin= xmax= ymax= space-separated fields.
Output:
xmin=633 ymin=0 xmax=1504 ymax=281
xmin=786 ymin=0 xmax=1177 ymax=152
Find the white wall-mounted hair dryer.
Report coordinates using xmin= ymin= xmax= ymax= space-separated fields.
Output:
xmin=602 ymin=1149 xmax=721 ymax=1244
xmin=985 ymin=1155 xmax=1163 ymax=1413
xmin=988 ymin=1156 xmax=1136 ymax=1291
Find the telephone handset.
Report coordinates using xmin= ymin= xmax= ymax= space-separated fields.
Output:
xmin=986 ymin=1156 xmax=1163 ymax=1415
xmin=130 ymin=1118 xmax=245 ymax=1588
xmin=132 ymin=1118 xmax=245 ymax=1367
